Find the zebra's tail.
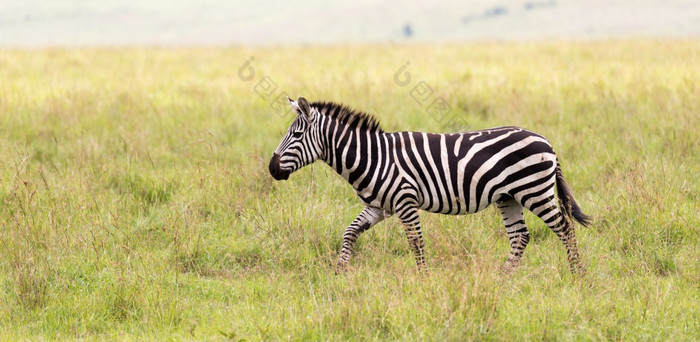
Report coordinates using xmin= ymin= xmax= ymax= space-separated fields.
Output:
xmin=555 ymin=163 xmax=592 ymax=227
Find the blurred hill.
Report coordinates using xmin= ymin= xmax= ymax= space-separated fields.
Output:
xmin=1 ymin=0 xmax=699 ymax=46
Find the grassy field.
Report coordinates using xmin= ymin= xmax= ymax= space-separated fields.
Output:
xmin=0 ymin=41 xmax=698 ymax=340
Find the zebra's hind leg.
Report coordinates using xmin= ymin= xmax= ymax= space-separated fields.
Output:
xmin=396 ymin=205 xmax=427 ymax=272
xmin=496 ymin=197 xmax=530 ymax=273
xmin=336 ymin=206 xmax=388 ymax=273
xmin=526 ymin=195 xmax=583 ymax=274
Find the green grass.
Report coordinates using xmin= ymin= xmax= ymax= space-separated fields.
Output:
xmin=0 ymin=41 xmax=699 ymax=340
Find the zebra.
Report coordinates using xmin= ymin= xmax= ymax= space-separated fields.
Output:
xmin=269 ymin=96 xmax=591 ymax=273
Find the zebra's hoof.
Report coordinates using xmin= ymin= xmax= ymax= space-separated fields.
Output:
xmin=334 ymin=262 xmax=349 ymax=274
xmin=501 ymin=261 xmax=520 ymax=275
xmin=417 ymin=267 xmax=430 ymax=277
xmin=570 ymin=264 xmax=586 ymax=276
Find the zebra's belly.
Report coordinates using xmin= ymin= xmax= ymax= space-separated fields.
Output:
xmin=418 ymin=193 xmax=494 ymax=215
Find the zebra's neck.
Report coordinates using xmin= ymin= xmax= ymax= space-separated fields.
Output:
xmin=320 ymin=116 xmax=388 ymax=192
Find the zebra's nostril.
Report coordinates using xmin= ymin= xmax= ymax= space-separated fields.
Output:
xmin=269 ymin=154 xmax=280 ymax=176
xmin=269 ymin=154 xmax=290 ymax=180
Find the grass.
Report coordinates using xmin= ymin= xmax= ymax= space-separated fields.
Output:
xmin=0 ymin=40 xmax=698 ymax=340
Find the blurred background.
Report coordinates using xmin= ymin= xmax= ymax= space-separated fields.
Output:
xmin=1 ymin=0 xmax=699 ymax=46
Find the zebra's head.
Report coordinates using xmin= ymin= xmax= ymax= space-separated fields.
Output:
xmin=269 ymin=96 xmax=322 ymax=181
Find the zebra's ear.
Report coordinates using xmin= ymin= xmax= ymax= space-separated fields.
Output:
xmin=297 ymin=96 xmax=312 ymax=120
xmin=287 ymin=96 xmax=300 ymax=113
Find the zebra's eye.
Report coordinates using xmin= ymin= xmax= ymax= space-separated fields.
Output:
xmin=292 ymin=131 xmax=304 ymax=138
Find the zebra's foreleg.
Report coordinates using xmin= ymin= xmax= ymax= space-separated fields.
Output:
xmin=496 ymin=198 xmax=530 ymax=273
xmin=336 ymin=206 xmax=388 ymax=272
xmin=396 ymin=205 xmax=427 ymax=271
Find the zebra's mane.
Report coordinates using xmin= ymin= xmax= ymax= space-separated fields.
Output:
xmin=311 ymin=101 xmax=384 ymax=133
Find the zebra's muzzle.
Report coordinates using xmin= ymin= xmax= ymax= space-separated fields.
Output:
xmin=269 ymin=154 xmax=290 ymax=181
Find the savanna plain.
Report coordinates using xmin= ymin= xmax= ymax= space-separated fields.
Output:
xmin=0 ymin=40 xmax=698 ymax=340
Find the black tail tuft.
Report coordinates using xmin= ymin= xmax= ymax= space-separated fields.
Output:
xmin=555 ymin=163 xmax=592 ymax=227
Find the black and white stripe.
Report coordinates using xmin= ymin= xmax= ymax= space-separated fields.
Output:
xmin=269 ymin=97 xmax=591 ymax=273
